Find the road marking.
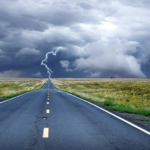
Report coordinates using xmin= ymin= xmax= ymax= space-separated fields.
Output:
xmin=60 ymin=90 xmax=150 ymax=136
xmin=46 ymin=109 xmax=50 ymax=113
xmin=47 ymin=102 xmax=49 ymax=104
xmin=43 ymin=128 xmax=49 ymax=138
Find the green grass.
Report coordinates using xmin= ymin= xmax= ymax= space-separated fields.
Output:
xmin=134 ymin=118 xmax=150 ymax=122
xmin=103 ymin=100 xmax=150 ymax=117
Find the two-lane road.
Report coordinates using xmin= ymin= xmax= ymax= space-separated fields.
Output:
xmin=0 ymin=80 xmax=150 ymax=150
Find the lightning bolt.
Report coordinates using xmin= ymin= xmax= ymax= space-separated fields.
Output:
xmin=41 ymin=47 xmax=62 ymax=79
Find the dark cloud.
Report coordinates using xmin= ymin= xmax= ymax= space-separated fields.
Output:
xmin=0 ymin=55 xmax=11 ymax=65
xmin=0 ymin=11 xmax=48 ymax=31
xmin=0 ymin=70 xmax=23 ymax=78
xmin=77 ymin=2 xmax=94 ymax=10
xmin=15 ymin=48 xmax=42 ymax=57
xmin=32 ymin=71 xmax=42 ymax=77
xmin=119 ymin=0 xmax=150 ymax=8
xmin=0 ymin=0 xmax=150 ymax=78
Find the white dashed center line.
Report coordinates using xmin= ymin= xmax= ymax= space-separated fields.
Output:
xmin=43 ymin=128 xmax=49 ymax=138
xmin=46 ymin=109 xmax=50 ymax=113
xmin=47 ymin=102 xmax=49 ymax=104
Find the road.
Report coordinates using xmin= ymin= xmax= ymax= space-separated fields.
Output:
xmin=0 ymin=79 xmax=150 ymax=150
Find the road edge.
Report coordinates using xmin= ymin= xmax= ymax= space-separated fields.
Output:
xmin=56 ymin=88 xmax=150 ymax=136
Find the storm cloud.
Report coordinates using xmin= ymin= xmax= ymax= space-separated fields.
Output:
xmin=0 ymin=0 xmax=150 ymax=78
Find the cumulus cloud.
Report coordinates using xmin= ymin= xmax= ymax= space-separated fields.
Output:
xmin=72 ymin=38 xmax=146 ymax=78
xmin=60 ymin=60 xmax=73 ymax=72
xmin=60 ymin=60 xmax=70 ymax=68
xmin=0 ymin=70 xmax=23 ymax=78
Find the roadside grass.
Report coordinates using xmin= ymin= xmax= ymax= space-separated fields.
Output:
xmin=103 ymin=100 xmax=150 ymax=117
xmin=2 ymin=90 xmax=33 ymax=99
xmin=51 ymin=78 xmax=150 ymax=117
xmin=0 ymin=78 xmax=47 ymax=99
xmin=134 ymin=118 xmax=150 ymax=122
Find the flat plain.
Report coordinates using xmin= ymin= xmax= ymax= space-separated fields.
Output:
xmin=52 ymin=78 xmax=150 ymax=117
xmin=0 ymin=78 xmax=47 ymax=99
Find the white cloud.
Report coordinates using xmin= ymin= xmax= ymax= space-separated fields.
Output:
xmin=66 ymin=68 xmax=73 ymax=72
xmin=72 ymin=38 xmax=146 ymax=78
xmin=60 ymin=60 xmax=73 ymax=72
xmin=0 ymin=70 xmax=23 ymax=78
xmin=32 ymin=71 xmax=42 ymax=77
xmin=60 ymin=60 xmax=70 ymax=68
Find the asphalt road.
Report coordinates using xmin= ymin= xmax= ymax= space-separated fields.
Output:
xmin=0 ymin=79 xmax=150 ymax=150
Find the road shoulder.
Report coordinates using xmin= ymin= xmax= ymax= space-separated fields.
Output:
xmin=82 ymin=98 xmax=150 ymax=131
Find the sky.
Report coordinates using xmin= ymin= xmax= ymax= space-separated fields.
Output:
xmin=0 ymin=0 xmax=150 ymax=78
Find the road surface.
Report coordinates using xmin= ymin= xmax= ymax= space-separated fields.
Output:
xmin=0 ymin=79 xmax=150 ymax=150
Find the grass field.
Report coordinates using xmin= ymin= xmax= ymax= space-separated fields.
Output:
xmin=0 ymin=78 xmax=47 ymax=98
xmin=51 ymin=78 xmax=150 ymax=117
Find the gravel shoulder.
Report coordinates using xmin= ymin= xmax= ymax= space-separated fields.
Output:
xmin=113 ymin=110 xmax=150 ymax=131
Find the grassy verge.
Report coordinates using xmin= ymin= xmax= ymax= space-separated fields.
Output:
xmin=0 ymin=78 xmax=47 ymax=99
xmin=2 ymin=90 xmax=35 ymax=99
xmin=134 ymin=118 xmax=150 ymax=122
xmin=103 ymin=100 xmax=150 ymax=116
xmin=51 ymin=78 xmax=150 ymax=117
xmin=64 ymin=90 xmax=150 ymax=117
